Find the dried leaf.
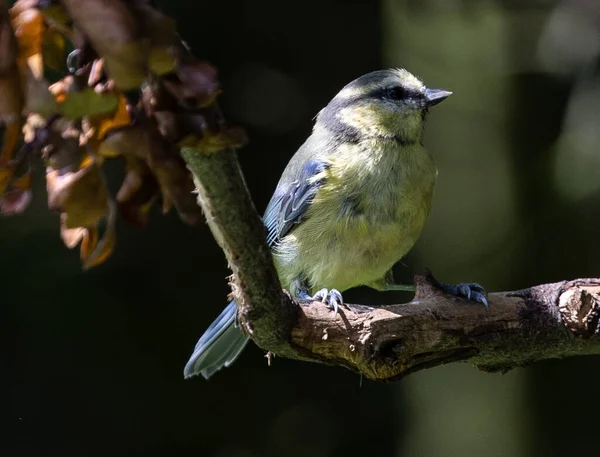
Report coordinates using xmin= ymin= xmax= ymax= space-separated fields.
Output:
xmin=60 ymin=87 xmax=119 ymax=119
xmin=25 ymin=52 xmax=42 ymax=79
xmin=87 ymin=58 xmax=104 ymax=87
xmin=12 ymin=7 xmax=44 ymax=61
xmin=38 ymin=121 xmax=86 ymax=172
xmin=60 ymin=221 xmax=86 ymax=248
xmin=149 ymin=46 xmax=176 ymax=77
xmin=9 ymin=0 xmax=39 ymax=18
xmin=0 ymin=3 xmax=25 ymax=124
xmin=162 ymin=60 xmax=220 ymax=108
xmin=49 ymin=76 xmax=120 ymax=119
xmin=0 ymin=187 xmax=31 ymax=214
xmin=1 ymin=0 xmax=225 ymax=267
xmin=116 ymin=158 xmax=159 ymax=227
xmin=87 ymin=91 xmax=130 ymax=142
xmin=47 ymin=157 xmax=117 ymax=268
xmin=99 ymin=124 xmax=201 ymax=225
xmin=46 ymin=160 xmax=109 ymax=228
xmin=59 ymin=200 xmax=116 ymax=270
xmin=130 ymin=0 xmax=177 ymax=75
xmin=47 ymin=75 xmax=70 ymax=101
xmin=177 ymin=61 xmax=220 ymax=107
xmin=61 ymin=0 xmax=149 ymax=91
xmin=0 ymin=164 xmax=32 ymax=215
xmin=81 ymin=199 xmax=116 ymax=270
xmin=141 ymin=82 xmax=218 ymax=145
xmin=77 ymin=223 xmax=98 ymax=258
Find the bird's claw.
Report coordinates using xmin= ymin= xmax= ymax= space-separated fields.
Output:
xmin=312 ymin=288 xmax=344 ymax=315
xmin=440 ymin=282 xmax=488 ymax=307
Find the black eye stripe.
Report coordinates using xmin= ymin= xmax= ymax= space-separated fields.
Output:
xmin=366 ymin=86 xmax=422 ymax=102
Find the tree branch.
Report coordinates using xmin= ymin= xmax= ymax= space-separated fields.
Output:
xmin=181 ymin=136 xmax=600 ymax=380
xmin=180 ymin=103 xmax=600 ymax=383
xmin=291 ymin=274 xmax=600 ymax=380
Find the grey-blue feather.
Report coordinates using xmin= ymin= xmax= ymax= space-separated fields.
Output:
xmin=183 ymin=301 xmax=249 ymax=379
xmin=264 ymin=159 xmax=330 ymax=247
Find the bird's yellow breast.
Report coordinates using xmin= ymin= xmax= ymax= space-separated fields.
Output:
xmin=273 ymin=139 xmax=437 ymax=294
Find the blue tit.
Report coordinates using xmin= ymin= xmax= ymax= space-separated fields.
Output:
xmin=184 ymin=68 xmax=487 ymax=379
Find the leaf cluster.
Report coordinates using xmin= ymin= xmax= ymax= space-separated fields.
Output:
xmin=0 ymin=0 xmax=246 ymax=268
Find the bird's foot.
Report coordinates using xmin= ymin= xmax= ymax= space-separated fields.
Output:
xmin=297 ymin=288 xmax=345 ymax=315
xmin=439 ymin=282 xmax=488 ymax=307
xmin=313 ymin=288 xmax=344 ymax=315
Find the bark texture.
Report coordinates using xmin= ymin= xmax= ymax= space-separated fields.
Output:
xmin=290 ymin=274 xmax=600 ymax=380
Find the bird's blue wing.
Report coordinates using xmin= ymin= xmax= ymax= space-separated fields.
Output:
xmin=264 ymin=160 xmax=329 ymax=247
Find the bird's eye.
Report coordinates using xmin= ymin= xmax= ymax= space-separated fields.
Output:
xmin=386 ymin=87 xmax=406 ymax=100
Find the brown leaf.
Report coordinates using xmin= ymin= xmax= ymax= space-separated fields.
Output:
xmin=0 ymin=3 xmax=24 ymax=125
xmin=10 ymin=2 xmax=47 ymax=79
xmin=0 ymin=187 xmax=31 ymax=214
xmin=10 ymin=0 xmax=39 ymax=19
xmin=77 ymin=223 xmax=98 ymax=258
xmin=60 ymin=220 xmax=86 ymax=248
xmin=0 ymin=158 xmax=33 ymax=215
xmin=47 ymin=156 xmax=117 ymax=269
xmin=60 ymin=87 xmax=119 ymax=119
xmin=12 ymin=6 xmax=44 ymax=61
xmin=59 ymin=199 xmax=117 ymax=270
xmin=46 ymin=161 xmax=109 ymax=228
xmin=81 ymin=199 xmax=116 ymax=270
xmin=130 ymin=0 xmax=177 ymax=75
xmin=99 ymin=124 xmax=201 ymax=225
xmin=141 ymin=81 xmax=219 ymax=145
xmin=27 ymin=113 xmax=84 ymax=174
xmin=161 ymin=60 xmax=220 ymax=108
xmin=116 ymin=157 xmax=159 ymax=227
xmin=48 ymin=75 xmax=120 ymax=119
xmin=87 ymin=58 xmax=104 ymax=87
xmin=61 ymin=0 xmax=149 ymax=91
xmin=87 ymin=90 xmax=130 ymax=142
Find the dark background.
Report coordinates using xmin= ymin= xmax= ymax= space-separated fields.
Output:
xmin=4 ymin=0 xmax=600 ymax=456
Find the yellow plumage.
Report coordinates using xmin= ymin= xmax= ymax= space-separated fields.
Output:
xmin=273 ymin=132 xmax=437 ymax=293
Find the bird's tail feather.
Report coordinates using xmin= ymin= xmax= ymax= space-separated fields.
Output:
xmin=183 ymin=301 xmax=249 ymax=380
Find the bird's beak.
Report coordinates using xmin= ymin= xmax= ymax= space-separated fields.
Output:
xmin=425 ymin=88 xmax=452 ymax=107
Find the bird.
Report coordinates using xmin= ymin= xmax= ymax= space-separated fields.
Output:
xmin=184 ymin=68 xmax=487 ymax=380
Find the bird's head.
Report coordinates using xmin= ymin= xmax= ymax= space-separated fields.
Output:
xmin=316 ymin=68 xmax=451 ymax=145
